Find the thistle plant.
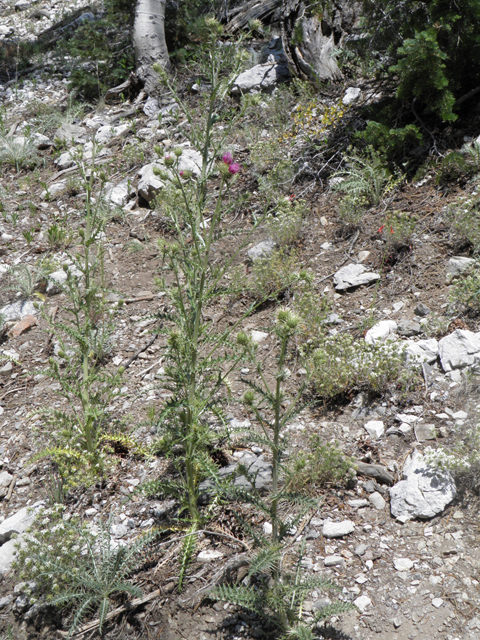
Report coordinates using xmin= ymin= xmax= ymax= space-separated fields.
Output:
xmin=38 ymin=145 xmax=122 ymax=484
xmin=332 ymin=147 xmax=394 ymax=206
xmin=213 ymin=310 xmax=352 ymax=637
xmin=143 ymin=18 xmax=267 ymax=585
xmin=14 ymin=510 xmax=156 ymax=638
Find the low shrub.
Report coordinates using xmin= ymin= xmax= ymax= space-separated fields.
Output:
xmin=287 ymin=437 xmax=355 ymax=494
xmin=265 ymin=197 xmax=305 ymax=247
xmin=248 ymin=250 xmax=308 ymax=301
xmin=14 ymin=508 xmax=155 ymax=636
xmin=451 ymin=261 xmax=480 ymax=311
xmin=309 ymin=334 xmax=409 ymax=400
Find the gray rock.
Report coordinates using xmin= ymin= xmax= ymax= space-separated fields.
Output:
xmin=41 ymin=181 xmax=67 ymax=199
xmin=415 ymin=302 xmax=431 ymax=317
xmin=111 ymin=523 xmax=129 ymax=539
xmin=0 ymin=503 xmax=44 ymax=544
xmin=0 ymin=362 xmax=13 ymax=376
xmin=0 ymin=539 xmax=17 ymax=575
xmin=397 ymin=319 xmax=421 ymax=337
xmin=0 ymin=471 xmax=13 ymax=489
xmin=0 ymin=595 xmax=13 ymax=609
xmin=446 ymin=256 xmax=475 ymax=283
xmin=94 ymin=123 xmax=129 ymax=145
xmin=55 ymin=150 xmax=76 ymax=170
xmin=14 ymin=594 xmax=30 ymax=613
xmin=393 ymin=557 xmax=413 ymax=571
xmin=105 ymin=178 xmax=135 ymax=207
xmin=15 ymin=0 xmax=31 ymax=10
xmin=324 ymin=555 xmax=345 ymax=567
xmin=368 ymin=491 xmax=386 ymax=510
xmin=0 ymin=299 xmax=37 ymax=322
xmin=247 ymin=239 xmax=275 ymax=261
xmin=414 ymin=423 xmax=436 ymax=442
xmin=438 ymin=329 xmax=480 ymax=372
xmin=13 ymin=134 xmax=51 ymax=150
xmin=144 ymin=96 xmax=160 ymax=117
xmin=313 ymin=597 xmax=332 ymax=611
xmin=137 ymin=162 xmax=164 ymax=202
xmin=46 ymin=264 xmax=82 ymax=295
xmin=404 ymin=338 xmax=438 ymax=365
xmin=231 ymin=62 xmax=290 ymax=95
xmin=54 ymin=123 xmax=87 ymax=144
xmin=197 ymin=549 xmax=224 ymax=563
xmin=259 ymin=38 xmax=288 ymax=64
xmin=323 ymin=520 xmax=355 ymax=538
xmin=0 ymin=471 xmax=13 ymax=499
xmin=333 ymin=263 xmax=380 ymax=291
xmin=160 ymin=103 xmax=179 ymax=116
xmin=199 ymin=451 xmax=272 ymax=496
xmin=389 ymin=450 xmax=456 ymax=522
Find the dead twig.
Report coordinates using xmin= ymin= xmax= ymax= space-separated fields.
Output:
xmin=123 ymin=331 xmax=160 ymax=371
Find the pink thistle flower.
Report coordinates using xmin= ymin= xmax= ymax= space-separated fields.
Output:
xmin=179 ymin=171 xmax=185 ymax=177
xmin=222 ymin=152 xmax=234 ymax=164
xmin=228 ymin=162 xmax=241 ymax=175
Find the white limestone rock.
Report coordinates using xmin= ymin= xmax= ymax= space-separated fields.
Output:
xmin=404 ymin=338 xmax=439 ymax=365
xmin=231 ymin=62 xmax=290 ymax=95
xmin=389 ymin=450 xmax=456 ymax=522
xmin=247 ymin=239 xmax=275 ymax=260
xmin=438 ymin=329 xmax=480 ymax=372
xmin=343 ymin=87 xmax=362 ymax=105
xmin=364 ymin=420 xmax=385 ymax=439
xmin=323 ymin=520 xmax=355 ymax=538
xmin=334 ymin=263 xmax=380 ymax=291
xmin=364 ymin=320 xmax=397 ymax=345
xmin=0 ymin=299 xmax=37 ymax=322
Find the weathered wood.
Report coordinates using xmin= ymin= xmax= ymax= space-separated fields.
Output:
xmin=354 ymin=461 xmax=395 ymax=485
xmin=281 ymin=0 xmax=360 ymax=83
xmin=226 ymin=0 xmax=281 ymax=32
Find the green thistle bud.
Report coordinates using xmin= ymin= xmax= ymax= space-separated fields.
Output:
xmin=218 ymin=162 xmax=232 ymax=179
xmin=237 ymin=331 xmax=251 ymax=347
xmin=243 ymin=390 xmax=255 ymax=406
xmin=168 ymin=330 xmax=181 ymax=350
xmin=154 ymin=145 xmax=163 ymax=157
xmin=174 ymin=147 xmax=183 ymax=157
xmin=164 ymin=155 xmax=175 ymax=167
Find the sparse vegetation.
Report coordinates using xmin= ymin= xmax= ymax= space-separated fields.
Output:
xmin=2 ymin=1 xmax=480 ymax=639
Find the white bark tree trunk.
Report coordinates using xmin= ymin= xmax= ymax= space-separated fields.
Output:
xmin=134 ymin=0 xmax=170 ymax=95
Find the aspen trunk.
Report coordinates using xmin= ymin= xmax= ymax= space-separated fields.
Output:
xmin=133 ymin=0 xmax=170 ymax=95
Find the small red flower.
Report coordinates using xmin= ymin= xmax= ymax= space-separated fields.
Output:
xmin=390 ymin=227 xmax=394 ymax=234
xmin=377 ymin=225 xmax=385 ymax=233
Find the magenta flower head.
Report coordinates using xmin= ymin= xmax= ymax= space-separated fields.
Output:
xmin=228 ymin=162 xmax=241 ymax=175
xmin=222 ymin=152 xmax=233 ymax=164
xmin=179 ymin=171 xmax=185 ymax=177
xmin=164 ymin=154 xmax=175 ymax=167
